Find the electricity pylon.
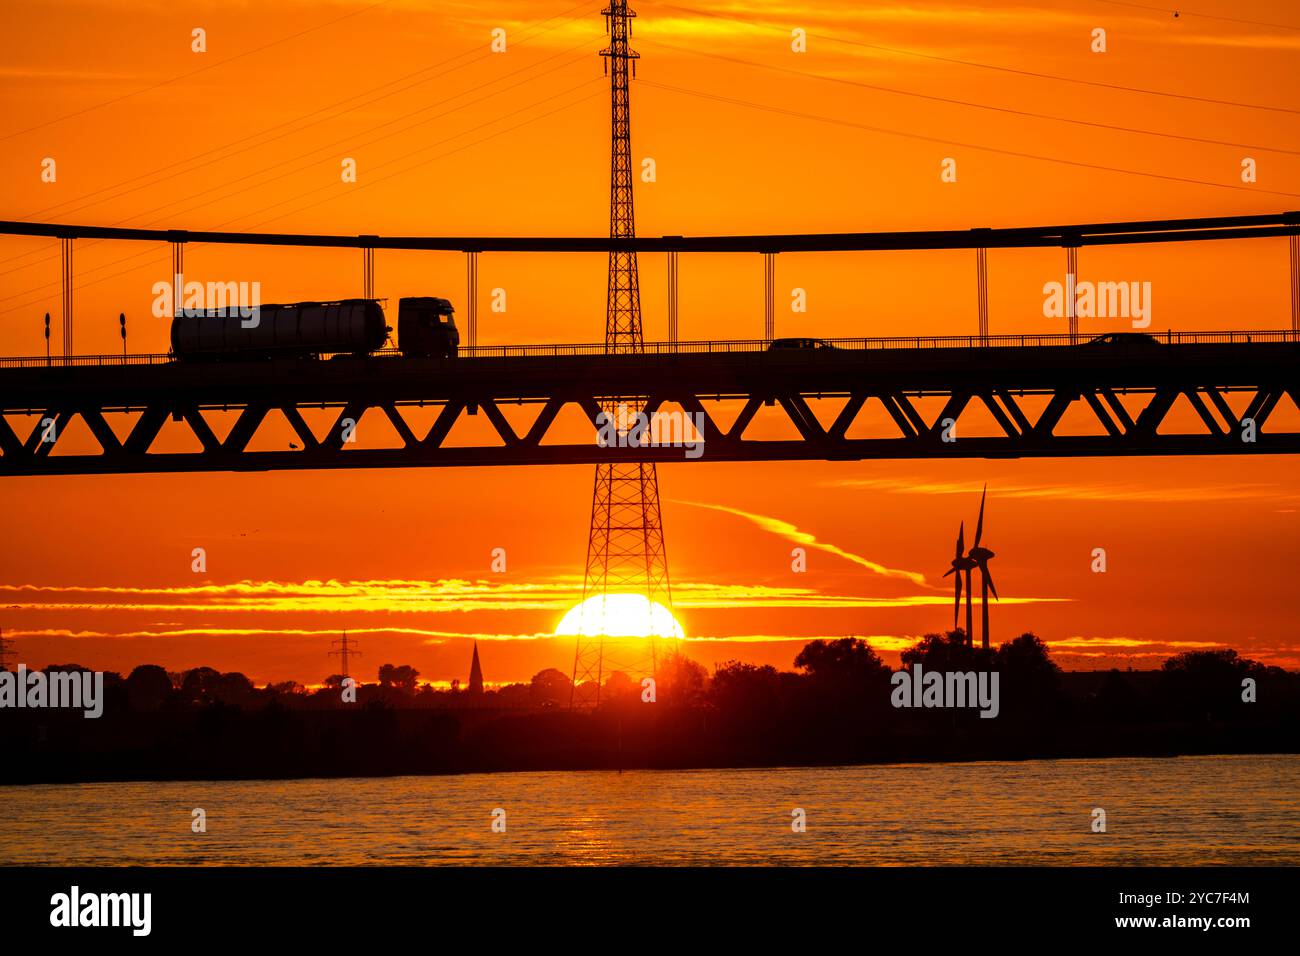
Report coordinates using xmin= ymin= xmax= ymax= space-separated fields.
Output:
xmin=329 ymin=631 xmax=361 ymax=680
xmin=571 ymin=1 xmax=675 ymax=708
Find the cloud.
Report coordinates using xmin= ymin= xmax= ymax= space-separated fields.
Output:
xmin=0 ymin=577 xmax=1064 ymax=616
xmin=827 ymin=477 xmax=1300 ymax=504
xmin=682 ymin=632 xmax=919 ymax=651
xmin=1048 ymin=635 xmax=1223 ymax=650
xmin=673 ymin=499 xmax=932 ymax=586
xmin=1164 ymin=31 xmax=1300 ymax=52
xmin=1040 ymin=635 xmax=1300 ymax=669
xmin=0 ymin=579 xmax=583 ymax=614
xmin=8 ymin=626 xmax=452 ymax=643
xmin=0 ymin=67 xmax=157 ymax=82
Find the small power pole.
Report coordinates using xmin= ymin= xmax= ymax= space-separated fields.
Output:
xmin=329 ymin=631 xmax=361 ymax=680
xmin=43 ymin=312 xmax=50 ymax=366
xmin=119 ymin=312 xmax=127 ymax=360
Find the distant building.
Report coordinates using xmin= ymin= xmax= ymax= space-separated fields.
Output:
xmin=468 ymin=640 xmax=484 ymax=696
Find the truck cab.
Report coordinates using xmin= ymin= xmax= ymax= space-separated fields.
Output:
xmin=397 ymin=297 xmax=459 ymax=358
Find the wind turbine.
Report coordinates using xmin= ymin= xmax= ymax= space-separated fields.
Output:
xmin=942 ymin=521 xmax=976 ymax=644
xmin=967 ymin=485 xmax=999 ymax=649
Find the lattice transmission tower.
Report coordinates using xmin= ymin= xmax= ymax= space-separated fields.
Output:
xmin=571 ymin=1 xmax=676 ymax=708
xmin=329 ymin=631 xmax=361 ymax=681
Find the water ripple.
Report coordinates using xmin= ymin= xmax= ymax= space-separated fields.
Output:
xmin=1 ymin=755 xmax=1296 ymax=866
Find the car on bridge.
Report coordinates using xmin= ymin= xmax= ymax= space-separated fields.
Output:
xmin=767 ymin=337 xmax=836 ymax=351
xmin=1083 ymin=332 xmax=1163 ymax=346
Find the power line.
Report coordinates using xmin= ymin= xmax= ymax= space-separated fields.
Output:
xmin=11 ymin=0 xmax=598 ymax=227
xmin=1080 ymin=0 xmax=1300 ymax=32
xmin=0 ymin=86 xmax=606 ymax=318
xmin=640 ymin=37 xmax=1300 ymax=156
xmin=11 ymin=46 xmax=488 ymax=228
xmin=226 ymin=86 xmax=606 ymax=230
xmin=0 ymin=77 xmax=601 ymax=308
xmin=0 ymin=37 xmax=602 ymax=298
xmin=0 ymin=43 xmax=594 ymax=278
xmin=1 ymin=3 xmax=599 ymax=280
xmin=0 ymin=80 xmax=601 ymax=312
xmin=84 ymin=55 xmax=598 ymax=243
xmin=0 ymin=252 xmax=170 ymax=321
xmin=0 ymin=0 xmax=404 ymax=142
xmin=647 ymin=0 xmax=1300 ymax=115
xmin=640 ymin=79 xmax=1300 ymax=199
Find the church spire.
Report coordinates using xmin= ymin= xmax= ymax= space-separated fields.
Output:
xmin=468 ymin=640 xmax=484 ymax=696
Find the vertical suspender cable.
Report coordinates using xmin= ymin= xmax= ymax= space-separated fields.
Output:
xmin=975 ymin=246 xmax=989 ymax=345
xmin=667 ymin=250 xmax=678 ymax=344
xmin=1289 ymin=233 xmax=1298 ymax=335
xmin=466 ymin=250 xmax=479 ymax=349
xmin=1066 ymin=245 xmax=1080 ymax=343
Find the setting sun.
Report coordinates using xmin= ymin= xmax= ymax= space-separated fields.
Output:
xmin=554 ymin=594 xmax=685 ymax=640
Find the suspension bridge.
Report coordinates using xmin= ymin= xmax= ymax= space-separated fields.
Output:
xmin=0 ymin=211 xmax=1298 ymax=477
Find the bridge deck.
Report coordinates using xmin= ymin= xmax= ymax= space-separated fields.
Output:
xmin=0 ymin=328 xmax=1294 ymax=371
xmin=0 ymin=331 xmax=1296 ymax=474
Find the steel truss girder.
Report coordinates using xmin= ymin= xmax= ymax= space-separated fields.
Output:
xmin=1 ymin=345 xmax=1297 ymax=475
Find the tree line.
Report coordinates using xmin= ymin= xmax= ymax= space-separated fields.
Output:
xmin=5 ymin=632 xmax=1296 ymax=784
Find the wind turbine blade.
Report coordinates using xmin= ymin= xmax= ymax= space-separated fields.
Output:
xmin=943 ymin=568 xmax=955 ymax=578
xmin=983 ymin=564 xmax=999 ymax=601
xmin=974 ymin=485 xmax=987 ymax=547
xmin=956 ymin=521 xmax=965 ymax=557
xmin=953 ymin=574 xmax=962 ymax=627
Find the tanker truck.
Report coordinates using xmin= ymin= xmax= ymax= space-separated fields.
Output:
xmin=170 ymin=296 xmax=458 ymax=361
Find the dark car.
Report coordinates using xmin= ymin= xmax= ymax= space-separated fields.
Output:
xmin=1084 ymin=332 xmax=1162 ymax=346
xmin=767 ymin=337 xmax=836 ymax=350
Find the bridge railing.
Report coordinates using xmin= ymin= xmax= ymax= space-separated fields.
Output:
xmin=0 ymin=352 xmax=174 ymax=369
xmin=0 ymin=329 xmax=1296 ymax=368
xmin=456 ymin=328 xmax=1300 ymax=358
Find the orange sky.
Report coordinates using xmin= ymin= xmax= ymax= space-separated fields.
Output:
xmin=1 ymin=0 xmax=1298 ymax=685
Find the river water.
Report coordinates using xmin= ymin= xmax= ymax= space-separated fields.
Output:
xmin=2 ymin=754 xmax=1296 ymax=865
